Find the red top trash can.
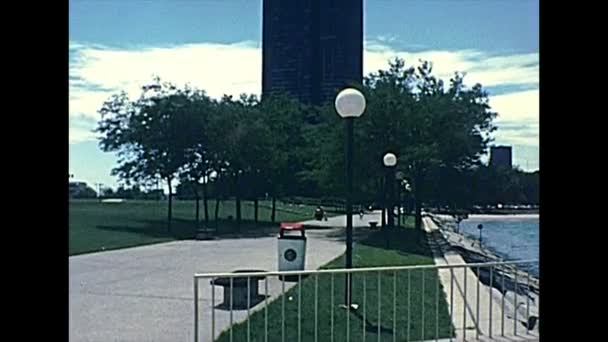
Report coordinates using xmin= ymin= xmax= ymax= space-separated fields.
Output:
xmin=278 ymin=222 xmax=306 ymax=272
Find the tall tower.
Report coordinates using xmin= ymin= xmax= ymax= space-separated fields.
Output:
xmin=262 ymin=0 xmax=363 ymax=105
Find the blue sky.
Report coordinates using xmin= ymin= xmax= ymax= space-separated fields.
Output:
xmin=69 ymin=0 xmax=539 ymax=189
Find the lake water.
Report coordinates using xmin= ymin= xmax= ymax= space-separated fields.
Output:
xmin=460 ymin=215 xmax=539 ymax=276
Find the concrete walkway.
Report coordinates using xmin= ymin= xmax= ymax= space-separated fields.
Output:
xmin=70 ymin=228 xmax=354 ymax=342
xmin=423 ymin=216 xmax=539 ymax=341
xmin=300 ymin=210 xmax=384 ymax=229
xmin=71 ymin=212 xmax=538 ymax=342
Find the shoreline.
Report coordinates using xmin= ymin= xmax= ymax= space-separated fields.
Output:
xmin=431 ymin=209 xmax=539 ymax=216
xmin=428 ymin=214 xmax=539 ymax=284
xmin=458 ymin=214 xmax=539 ymax=276
xmin=426 ymin=213 xmax=540 ymax=331
xmin=466 ymin=213 xmax=539 ymax=219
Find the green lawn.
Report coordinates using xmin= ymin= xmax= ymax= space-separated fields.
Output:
xmin=69 ymin=199 xmax=326 ymax=255
xmin=216 ymin=225 xmax=455 ymax=341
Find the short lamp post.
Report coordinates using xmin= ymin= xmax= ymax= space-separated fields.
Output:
xmin=395 ymin=171 xmax=405 ymax=227
xmin=382 ymin=153 xmax=397 ymax=248
xmin=383 ymin=153 xmax=397 ymax=229
xmin=403 ymin=180 xmax=411 ymax=220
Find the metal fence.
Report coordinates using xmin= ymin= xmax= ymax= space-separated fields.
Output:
xmin=194 ymin=260 xmax=539 ymax=342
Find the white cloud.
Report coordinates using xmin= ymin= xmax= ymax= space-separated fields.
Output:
xmin=69 ymin=41 xmax=262 ymax=123
xmin=69 ymin=127 xmax=98 ymax=144
xmin=490 ymin=89 xmax=539 ymax=124
xmin=375 ymin=34 xmax=398 ymax=43
xmin=465 ymin=66 xmax=538 ymax=88
xmin=486 ymin=89 xmax=539 ymax=147
xmin=72 ymin=41 xmax=261 ymax=98
xmin=70 ymin=88 xmax=116 ymax=120
xmin=493 ymin=129 xmax=538 ymax=147
xmin=70 ymin=39 xmax=539 ymax=147
xmin=362 ymin=41 xmax=538 ymax=88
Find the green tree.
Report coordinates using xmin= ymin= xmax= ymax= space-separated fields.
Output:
xmin=521 ymin=170 xmax=539 ymax=204
xmin=206 ymin=94 xmax=274 ymax=230
xmin=374 ymin=59 xmax=495 ymax=229
xmin=176 ymin=92 xmax=215 ymax=229
xmin=258 ymin=93 xmax=310 ymax=222
xmin=467 ymin=165 xmax=539 ymax=207
xmin=306 ymin=58 xmax=497 ymax=231
xmin=69 ymin=182 xmax=97 ymax=199
xmin=96 ymin=78 xmax=202 ymax=232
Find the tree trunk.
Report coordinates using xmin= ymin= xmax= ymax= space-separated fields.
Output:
xmin=215 ymin=197 xmax=221 ymax=229
xmin=397 ymin=186 xmax=401 ymax=228
xmin=236 ymin=197 xmax=241 ymax=231
xmin=380 ymin=174 xmax=389 ymax=247
xmin=167 ymin=178 xmax=173 ymax=233
xmin=415 ymin=197 xmax=422 ymax=230
xmin=381 ymin=175 xmax=386 ymax=228
xmin=381 ymin=207 xmax=386 ymax=227
xmin=235 ymin=173 xmax=241 ymax=232
xmin=194 ymin=190 xmax=200 ymax=231
xmin=202 ymin=179 xmax=209 ymax=225
xmin=271 ymin=196 xmax=276 ymax=223
xmin=413 ymin=174 xmax=422 ymax=231
xmin=387 ymin=172 xmax=395 ymax=229
xmin=254 ymin=198 xmax=259 ymax=223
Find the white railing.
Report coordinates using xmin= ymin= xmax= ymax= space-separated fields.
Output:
xmin=194 ymin=260 xmax=539 ymax=342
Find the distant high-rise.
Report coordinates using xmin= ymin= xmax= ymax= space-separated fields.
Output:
xmin=490 ymin=146 xmax=513 ymax=169
xmin=262 ymin=0 xmax=363 ymax=105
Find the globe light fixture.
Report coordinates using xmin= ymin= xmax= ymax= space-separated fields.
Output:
xmin=335 ymin=88 xmax=366 ymax=118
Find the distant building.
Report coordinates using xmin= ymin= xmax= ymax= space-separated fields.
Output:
xmin=262 ymin=0 xmax=363 ymax=105
xmin=490 ymin=146 xmax=513 ymax=169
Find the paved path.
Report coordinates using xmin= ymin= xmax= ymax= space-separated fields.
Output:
xmin=300 ymin=210 xmax=384 ymax=228
xmin=423 ymin=216 xmax=539 ymax=341
xmin=71 ymin=212 xmax=538 ymax=342
xmin=70 ymin=228 xmax=360 ymax=342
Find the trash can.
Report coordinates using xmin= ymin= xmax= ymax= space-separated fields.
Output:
xmin=278 ymin=222 xmax=306 ymax=272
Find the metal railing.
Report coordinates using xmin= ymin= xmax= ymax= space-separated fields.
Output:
xmin=194 ymin=260 xmax=539 ymax=342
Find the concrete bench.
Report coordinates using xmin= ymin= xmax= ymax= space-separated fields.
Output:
xmin=210 ymin=270 xmax=267 ymax=309
xmin=195 ymin=227 xmax=215 ymax=240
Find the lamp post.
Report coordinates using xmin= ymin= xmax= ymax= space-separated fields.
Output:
xmin=395 ymin=171 xmax=405 ymax=227
xmin=95 ymin=183 xmax=104 ymax=199
xmin=383 ymin=153 xmax=397 ymax=228
xmin=455 ymin=215 xmax=462 ymax=234
xmin=403 ymin=179 xmax=411 ymax=222
xmin=335 ymin=88 xmax=366 ymax=309
xmin=381 ymin=175 xmax=387 ymax=228
xmin=382 ymin=153 xmax=397 ymax=248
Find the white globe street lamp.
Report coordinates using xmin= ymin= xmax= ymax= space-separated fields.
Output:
xmin=335 ymin=87 xmax=366 ymax=309
xmin=383 ymin=153 xmax=397 ymax=167
xmin=335 ymin=88 xmax=366 ymax=118
xmin=403 ymin=179 xmax=411 ymax=192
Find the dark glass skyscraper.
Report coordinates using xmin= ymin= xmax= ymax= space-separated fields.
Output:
xmin=262 ymin=0 xmax=363 ymax=105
